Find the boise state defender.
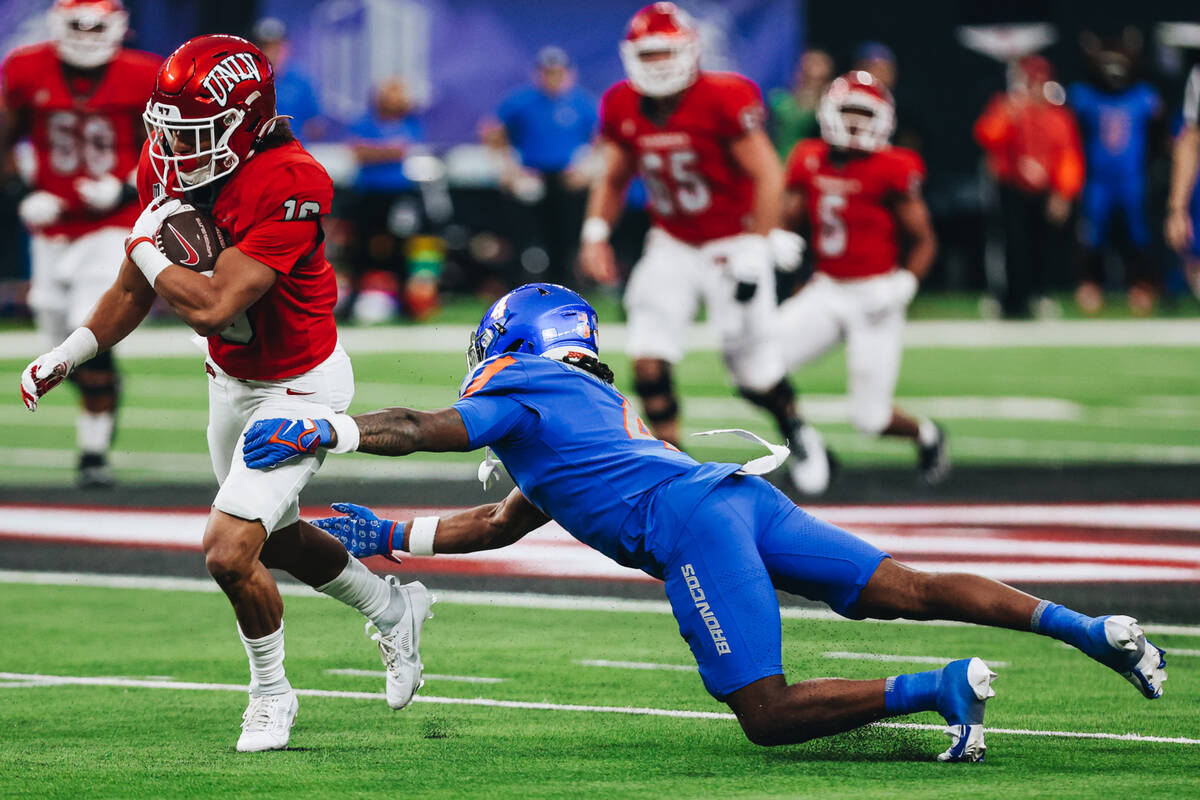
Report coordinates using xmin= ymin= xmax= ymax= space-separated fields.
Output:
xmin=243 ymin=283 xmax=1167 ymax=762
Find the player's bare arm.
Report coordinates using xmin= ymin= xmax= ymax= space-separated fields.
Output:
xmin=351 ymin=406 xmax=474 ymax=455
xmin=729 ymin=128 xmax=784 ymax=235
xmin=578 ymin=137 xmax=637 ymax=284
xmin=893 ymin=188 xmax=937 ymax=281
xmin=149 ymin=247 xmax=277 ymax=337
xmin=731 ymin=128 xmax=805 ymax=272
xmin=407 ymin=487 xmax=549 ymax=554
xmin=1167 ymin=124 xmax=1200 ymax=253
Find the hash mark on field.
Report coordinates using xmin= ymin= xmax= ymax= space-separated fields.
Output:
xmin=823 ymin=651 xmax=1009 ymax=668
xmin=1167 ymin=648 xmax=1200 ymax=657
xmin=326 ymin=668 xmax=504 ymax=684
xmin=0 ymin=671 xmax=1196 ymax=745
xmin=577 ymin=659 xmax=694 ymax=672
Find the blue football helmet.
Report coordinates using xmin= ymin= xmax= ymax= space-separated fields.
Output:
xmin=468 ymin=283 xmax=600 ymax=370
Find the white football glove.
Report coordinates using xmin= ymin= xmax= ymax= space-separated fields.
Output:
xmin=17 ymin=191 xmax=66 ymax=229
xmin=768 ymin=228 xmax=806 ymax=273
xmin=19 ymin=328 xmax=98 ymax=412
xmin=727 ymin=234 xmax=771 ymax=302
xmin=125 ymin=195 xmax=183 ymax=254
xmin=75 ymin=174 xmax=124 ymax=213
xmin=124 ymin=196 xmax=183 ymax=286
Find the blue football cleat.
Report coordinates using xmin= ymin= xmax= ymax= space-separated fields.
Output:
xmin=935 ymin=657 xmax=997 ymax=763
xmin=1088 ymin=615 xmax=1167 ymax=699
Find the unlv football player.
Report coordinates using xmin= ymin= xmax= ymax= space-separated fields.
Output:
xmin=1 ymin=0 xmax=159 ymax=487
xmin=779 ymin=71 xmax=948 ymax=485
xmin=578 ymin=2 xmax=829 ymax=494
xmin=18 ymin=35 xmax=431 ymax=751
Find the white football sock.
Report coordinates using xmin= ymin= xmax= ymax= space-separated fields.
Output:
xmin=77 ymin=410 xmax=114 ymax=455
xmin=317 ymin=557 xmax=407 ymax=634
xmin=917 ymin=418 xmax=940 ymax=447
xmin=238 ymin=622 xmax=291 ymax=697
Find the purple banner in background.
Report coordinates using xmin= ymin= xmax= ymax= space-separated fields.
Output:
xmin=260 ymin=0 xmax=803 ymax=146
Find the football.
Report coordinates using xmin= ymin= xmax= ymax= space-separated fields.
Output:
xmin=155 ymin=204 xmax=230 ymax=273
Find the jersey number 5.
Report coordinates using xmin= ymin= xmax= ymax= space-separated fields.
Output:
xmin=817 ymin=193 xmax=848 ymax=257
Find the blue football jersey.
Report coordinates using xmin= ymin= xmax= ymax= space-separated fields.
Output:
xmin=1069 ymin=82 xmax=1160 ymax=179
xmin=452 ymin=353 xmax=740 ymax=574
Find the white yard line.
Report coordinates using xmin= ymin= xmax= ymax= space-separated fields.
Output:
xmin=576 ymin=659 xmax=695 ymax=672
xmin=326 ymin=668 xmax=503 ymax=684
xmin=2 ymin=571 xmax=1199 ymax=637
xmin=1166 ymin=649 xmax=1200 ymax=657
xmin=0 ymin=671 xmax=1194 ymax=745
xmin=5 ymin=318 xmax=1200 ymax=357
xmin=823 ymin=651 xmax=1009 ymax=668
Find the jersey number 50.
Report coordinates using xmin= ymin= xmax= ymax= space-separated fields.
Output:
xmin=640 ymin=150 xmax=711 ymax=216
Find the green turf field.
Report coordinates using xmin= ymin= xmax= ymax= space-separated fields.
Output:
xmin=0 ymin=580 xmax=1195 ymax=798
xmin=2 ymin=340 xmax=1200 ymax=486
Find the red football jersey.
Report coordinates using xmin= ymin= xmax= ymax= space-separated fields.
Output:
xmin=1 ymin=43 xmax=160 ymax=238
xmin=785 ymin=139 xmax=925 ymax=280
xmin=137 ymin=140 xmax=339 ymax=380
xmin=600 ymin=72 xmax=765 ymax=244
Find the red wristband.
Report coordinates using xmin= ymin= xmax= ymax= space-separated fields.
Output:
xmin=125 ymin=235 xmax=154 ymax=260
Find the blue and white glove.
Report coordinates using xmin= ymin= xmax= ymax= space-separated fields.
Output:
xmin=311 ymin=502 xmax=403 ymax=559
xmin=242 ymin=416 xmax=334 ymax=469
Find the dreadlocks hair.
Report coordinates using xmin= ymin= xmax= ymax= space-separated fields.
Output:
xmin=561 ymin=352 xmax=615 ymax=384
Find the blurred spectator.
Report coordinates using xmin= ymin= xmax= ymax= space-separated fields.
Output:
xmin=1070 ymin=29 xmax=1162 ymax=315
xmin=345 ymin=77 xmax=429 ymax=320
xmin=1167 ymin=61 xmax=1200 ymax=295
xmin=482 ymin=45 xmax=597 ymax=284
xmin=252 ymin=17 xmax=325 ymax=142
xmin=974 ymin=55 xmax=1084 ymax=318
xmin=853 ymin=41 xmax=897 ymax=90
xmin=767 ymin=49 xmax=833 ymax=158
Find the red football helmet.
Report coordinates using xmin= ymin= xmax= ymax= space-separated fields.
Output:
xmin=49 ymin=0 xmax=128 ymax=69
xmin=143 ymin=34 xmax=278 ymax=190
xmin=817 ymin=70 xmax=895 ymax=152
xmin=619 ymin=2 xmax=701 ymax=98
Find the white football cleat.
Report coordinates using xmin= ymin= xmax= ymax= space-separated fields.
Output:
xmin=935 ymin=657 xmax=997 ymax=763
xmin=236 ymin=690 xmax=298 ymax=752
xmin=1101 ymin=615 xmax=1167 ymax=699
xmin=788 ymin=422 xmax=831 ymax=496
xmin=368 ymin=577 xmax=435 ymax=710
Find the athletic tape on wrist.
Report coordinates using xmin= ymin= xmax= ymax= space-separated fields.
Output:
xmin=580 ymin=217 xmax=611 ymax=244
xmin=408 ymin=516 xmax=439 ymax=555
xmin=130 ymin=240 xmax=172 ymax=287
xmin=59 ymin=327 xmax=99 ymax=365
xmin=327 ymin=413 xmax=361 ymax=454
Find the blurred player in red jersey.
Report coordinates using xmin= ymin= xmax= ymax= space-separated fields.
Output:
xmin=0 ymin=0 xmax=158 ymax=487
xmin=17 ymin=35 xmax=432 ymax=752
xmin=779 ymin=71 xmax=948 ymax=485
xmin=578 ymin=2 xmax=830 ymax=495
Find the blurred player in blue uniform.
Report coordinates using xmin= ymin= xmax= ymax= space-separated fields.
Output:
xmin=1167 ymin=62 xmax=1200 ymax=291
xmin=242 ymin=283 xmax=1166 ymax=762
xmin=1070 ymin=33 xmax=1162 ymax=313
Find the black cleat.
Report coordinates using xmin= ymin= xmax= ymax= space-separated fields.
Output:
xmin=77 ymin=452 xmax=115 ymax=489
xmin=918 ymin=423 xmax=950 ymax=486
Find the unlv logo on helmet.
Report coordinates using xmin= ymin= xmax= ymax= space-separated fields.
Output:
xmin=201 ymin=53 xmax=263 ymax=107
